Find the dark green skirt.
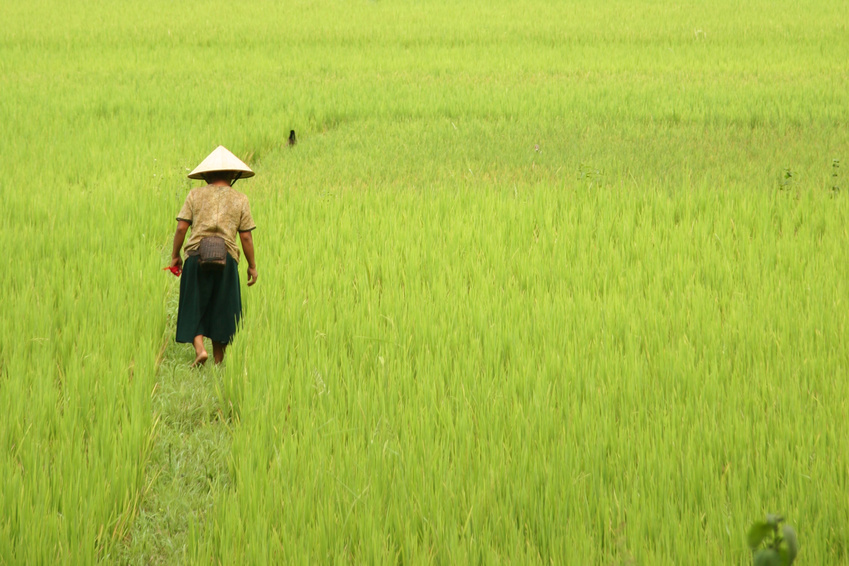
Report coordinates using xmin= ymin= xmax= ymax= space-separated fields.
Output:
xmin=176 ymin=255 xmax=242 ymax=345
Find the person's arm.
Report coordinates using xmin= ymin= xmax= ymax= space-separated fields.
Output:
xmin=171 ymin=220 xmax=191 ymax=269
xmin=240 ymin=230 xmax=258 ymax=286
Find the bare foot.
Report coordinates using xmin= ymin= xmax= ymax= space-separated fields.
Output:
xmin=191 ymin=350 xmax=209 ymax=368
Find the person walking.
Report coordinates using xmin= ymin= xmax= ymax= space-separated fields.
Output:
xmin=169 ymin=146 xmax=258 ymax=366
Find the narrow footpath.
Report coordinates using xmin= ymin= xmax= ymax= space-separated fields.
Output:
xmin=120 ymin=291 xmax=232 ymax=564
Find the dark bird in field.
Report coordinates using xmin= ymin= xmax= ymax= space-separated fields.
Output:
xmin=288 ymin=130 xmax=297 ymax=147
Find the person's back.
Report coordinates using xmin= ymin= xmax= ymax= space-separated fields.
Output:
xmin=178 ymin=184 xmax=254 ymax=262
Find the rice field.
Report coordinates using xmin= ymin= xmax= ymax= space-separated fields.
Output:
xmin=1 ymin=0 xmax=848 ymax=563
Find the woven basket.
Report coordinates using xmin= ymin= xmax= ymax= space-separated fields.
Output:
xmin=198 ymin=236 xmax=227 ymax=271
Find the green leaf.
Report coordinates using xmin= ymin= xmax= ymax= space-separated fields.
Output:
xmin=754 ymin=549 xmax=782 ymax=566
xmin=766 ymin=514 xmax=784 ymax=527
xmin=782 ymin=525 xmax=798 ymax=564
xmin=748 ymin=522 xmax=773 ymax=550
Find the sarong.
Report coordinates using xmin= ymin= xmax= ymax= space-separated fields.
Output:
xmin=175 ymin=254 xmax=242 ymax=345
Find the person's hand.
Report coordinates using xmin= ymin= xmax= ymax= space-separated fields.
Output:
xmin=171 ymin=255 xmax=183 ymax=270
xmin=247 ymin=266 xmax=258 ymax=286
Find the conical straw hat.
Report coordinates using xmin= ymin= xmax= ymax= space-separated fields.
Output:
xmin=188 ymin=145 xmax=255 ymax=179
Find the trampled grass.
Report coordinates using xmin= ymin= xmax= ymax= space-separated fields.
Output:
xmin=1 ymin=0 xmax=847 ymax=563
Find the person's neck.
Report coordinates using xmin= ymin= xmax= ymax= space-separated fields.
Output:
xmin=210 ymin=179 xmax=231 ymax=187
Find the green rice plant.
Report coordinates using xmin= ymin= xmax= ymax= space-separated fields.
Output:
xmin=1 ymin=0 xmax=848 ymax=563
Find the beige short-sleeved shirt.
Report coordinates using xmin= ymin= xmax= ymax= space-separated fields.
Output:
xmin=177 ymin=184 xmax=256 ymax=263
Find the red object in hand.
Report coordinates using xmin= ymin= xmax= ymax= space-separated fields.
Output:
xmin=163 ymin=266 xmax=182 ymax=277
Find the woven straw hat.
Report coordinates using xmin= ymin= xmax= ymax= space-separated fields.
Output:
xmin=188 ymin=146 xmax=255 ymax=180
